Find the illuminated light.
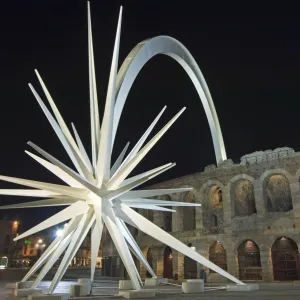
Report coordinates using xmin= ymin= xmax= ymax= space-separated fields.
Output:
xmin=42 ymin=244 xmax=46 ymax=248
xmin=35 ymin=244 xmax=39 ymax=248
xmin=13 ymin=221 xmax=18 ymax=225
xmin=246 ymin=240 xmax=254 ymax=248
xmin=56 ymin=229 xmax=63 ymax=237
xmin=38 ymin=239 xmax=43 ymax=244
xmin=64 ymin=223 xmax=68 ymax=227
xmin=169 ymin=254 xmax=173 ymax=259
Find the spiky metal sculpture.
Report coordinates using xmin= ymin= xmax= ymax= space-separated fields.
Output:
xmin=0 ymin=2 xmax=242 ymax=294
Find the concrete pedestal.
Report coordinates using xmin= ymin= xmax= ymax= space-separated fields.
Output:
xmin=6 ymin=281 xmax=34 ymax=290
xmin=69 ymin=284 xmax=81 ymax=297
xmin=77 ymin=278 xmax=92 ymax=296
xmin=182 ymin=279 xmax=204 ymax=293
xmin=28 ymin=294 xmax=70 ymax=300
xmin=226 ymin=284 xmax=259 ymax=292
xmin=144 ymin=278 xmax=159 ymax=286
xmin=119 ymin=289 xmax=156 ymax=299
xmin=119 ymin=280 xmax=133 ymax=290
xmin=14 ymin=289 xmax=42 ymax=297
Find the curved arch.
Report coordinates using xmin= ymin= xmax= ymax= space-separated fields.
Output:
xmin=113 ymin=36 xmax=226 ymax=164
xmin=271 ymin=237 xmax=300 ymax=280
xmin=237 ymin=240 xmax=262 ymax=280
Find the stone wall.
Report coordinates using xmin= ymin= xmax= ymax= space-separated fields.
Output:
xmin=135 ymin=147 xmax=300 ymax=282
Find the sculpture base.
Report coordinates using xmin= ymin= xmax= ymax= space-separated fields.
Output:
xmin=119 ymin=280 xmax=133 ymax=290
xmin=6 ymin=281 xmax=34 ymax=290
xmin=226 ymin=284 xmax=259 ymax=292
xmin=119 ymin=289 xmax=156 ymax=299
xmin=77 ymin=278 xmax=92 ymax=296
xmin=28 ymin=294 xmax=70 ymax=300
xmin=144 ymin=278 xmax=159 ymax=286
xmin=182 ymin=279 xmax=204 ymax=293
xmin=14 ymin=288 xmax=42 ymax=297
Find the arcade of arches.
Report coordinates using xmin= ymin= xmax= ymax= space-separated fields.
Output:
xmin=142 ymin=237 xmax=300 ymax=282
xmin=112 ymin=148 xmax=300 ymax=282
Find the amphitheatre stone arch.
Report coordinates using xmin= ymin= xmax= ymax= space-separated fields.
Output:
xmin=112 ymin=36 xmax=227 ymax=164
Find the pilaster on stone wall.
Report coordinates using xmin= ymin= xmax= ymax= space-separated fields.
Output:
xmin=222 ymin=186 xmax=232 ymax=228
xmin=253 ymin=182 xmax=265 ymax=216
xmin=195 ymin=206 xmax=203 ymax=230
xmin=291 ymin=181 xmax=300 ymax=218
xmin=156 ymin=255 xmax=164 ymax=277
xmin=260 ymin=247 xmax=273 ymax=282
xmin=226 ymin=249 xmax=238 ymax=278
xmin=172 ymin=207 xmax=182 ymax=232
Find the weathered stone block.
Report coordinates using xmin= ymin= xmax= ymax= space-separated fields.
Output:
xmin=14 ymin=289 xmax=42 ymax=297
xmin=182 ymin=279 xmax=204 ymax=293
xmin=6 ymin=281 xmax=34 ymax=290
xmin=119 ymin=280 xmax=133 ymax=290
xmin=119 ymin=289 xmax=156 ymax=299
xmin=77 ymin=278 xmax=92 ymax=296
xmin=69 ymin=284 xmax=81 ymax=297
xmin=226 ymin=284 xmax=259 ymax=291
xmin=144 ymin=278 xmax=159 ymax=286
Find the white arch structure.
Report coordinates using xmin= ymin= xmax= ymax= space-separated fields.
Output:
xmin=0 ymin=3 xmax=242 ymax=294
xmin=113 ymin=36 xmax=227 ymax=164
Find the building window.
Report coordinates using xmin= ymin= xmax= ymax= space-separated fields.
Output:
xmin=211 ymin=215 xmax=217 ymax=227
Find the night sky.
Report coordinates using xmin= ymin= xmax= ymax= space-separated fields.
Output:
xmin=1 ymin=1 xmax=300 ymax=230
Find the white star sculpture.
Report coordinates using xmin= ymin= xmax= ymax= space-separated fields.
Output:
xmin=0 ymin=2 xmax=243 ymax=294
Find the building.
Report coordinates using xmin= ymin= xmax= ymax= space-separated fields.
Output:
xmin=0 ymin=219 xmax=19 ymax=267
xmin=103 ymin=147 xmax=300 ymax=282
xmin=12 ymin=225 xmax=102 ymax=269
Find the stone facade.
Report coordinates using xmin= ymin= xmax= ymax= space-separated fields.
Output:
xmin=133 ymin=147 xmax=300 ymax=282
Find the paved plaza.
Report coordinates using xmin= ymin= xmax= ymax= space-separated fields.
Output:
xmin=1 ymin=279 xmax=300 ymax=299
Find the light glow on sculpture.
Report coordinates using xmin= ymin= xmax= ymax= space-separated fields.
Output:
xmin=0 ymin=2 xmax=242 ymax=294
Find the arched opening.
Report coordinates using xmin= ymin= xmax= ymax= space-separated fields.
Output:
xmin=146 ymin=248 xmax=153 ymax=278
xmin=209 ymin=241 xmax=227 ymax=273
xmin=238 ymin=240 xmax=262 ymax=280
xmin=265 ymin=174 xmax=293 ymax=212
xmin=183 ymin=192 xmax=196 ymax=231
xmin=184 ymin=243 xmax=197 ymax=279
xmin=208 ymin=186 xmax=223 ymax=209
xmin=272 ymin=237 xmax=300 ymax=280
xmin=233 ymin=180 xmax=257 ymax=216
xmin=163 ymin=246 xmax=173 ymax=279
xmin=163 ymin=195 xmax=172 ymax=232
xmin=203 ymin=186 xmax=224 ymax=234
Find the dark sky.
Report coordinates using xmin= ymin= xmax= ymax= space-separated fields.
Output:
xmin=1 ymin=0 xmax=300 ymax=229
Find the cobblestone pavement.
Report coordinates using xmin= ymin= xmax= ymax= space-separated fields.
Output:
xmin=1 ymin=280 xmax=300 ymax=299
